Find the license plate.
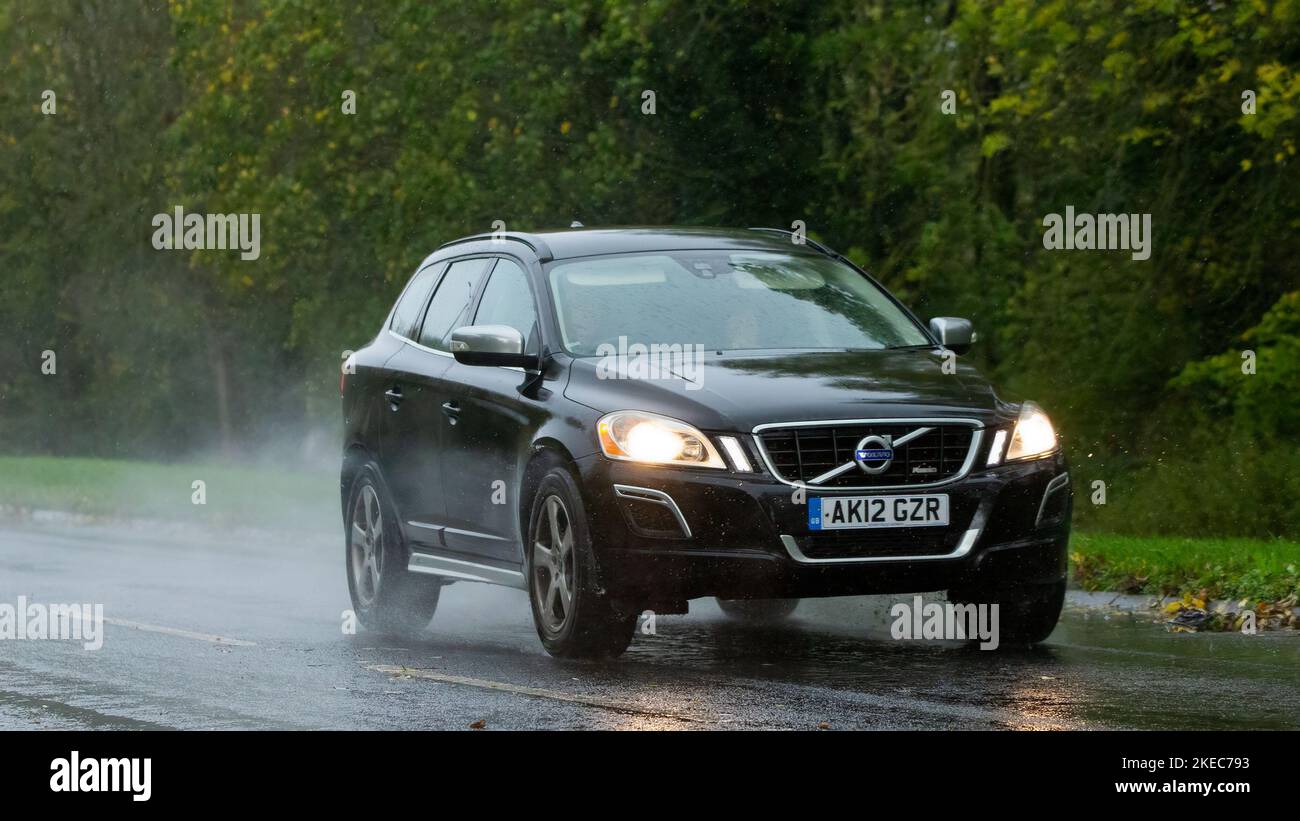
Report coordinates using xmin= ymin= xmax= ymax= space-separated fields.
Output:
xmin=808 ymin=494 xmax=949 ymax=530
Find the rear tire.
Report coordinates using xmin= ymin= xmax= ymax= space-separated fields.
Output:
xmin=345 ymin=463 xmax=441 ymax=636
xmin=716 ymin=598 xmax=799 ymax=623
xmin=526 ymin=467 xmax=636 ymax=659
xmin=948 ymin=579 xmax=1065 ymax=646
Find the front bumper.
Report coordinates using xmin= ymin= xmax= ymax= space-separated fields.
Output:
xmin=574 ymin=449 xmax=1071 ymax=602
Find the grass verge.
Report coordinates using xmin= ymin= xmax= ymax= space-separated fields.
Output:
xmin=0 ymin=455 xmax=337 ymax=533
xmin=1070 ymin=532 xmax=1300 ymax=602
xmin=3 ymin=456 xmax=1298 ymax=604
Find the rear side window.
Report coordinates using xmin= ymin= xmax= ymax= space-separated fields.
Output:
xmin=388 ymin=263 xmax=444 ymax=339
xmin=473 ymin=259 xmax=539 ymax=352
xmin=419 ymin=258 xmax=492 ymax=351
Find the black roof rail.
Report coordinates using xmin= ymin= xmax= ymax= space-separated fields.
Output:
xmin=437 ymin=231 xmax=554 ymax=262
xmin=747 ymin=227 xmax=843 ymax=261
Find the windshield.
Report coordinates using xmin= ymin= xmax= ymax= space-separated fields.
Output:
xmin=545 ymin=250 xmax=930 ymax=355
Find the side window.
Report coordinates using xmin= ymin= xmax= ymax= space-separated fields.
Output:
xmin=388 ymin=263 xmax=444 ymax=339
xmin=419 ymin=258 xmax=491 ymax=351
xmin=473 ymin=259 xmax=539 ymax=352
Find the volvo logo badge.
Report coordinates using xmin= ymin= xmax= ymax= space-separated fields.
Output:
xmin=854 ymin=434 xmax=894 ymax=475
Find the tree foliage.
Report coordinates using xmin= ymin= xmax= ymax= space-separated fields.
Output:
xmin=2 ymin=0 xmax=1296 ymax=533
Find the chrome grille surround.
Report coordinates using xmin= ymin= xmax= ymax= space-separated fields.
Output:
xmin=751 ymin=417 xmax=984 ymax=491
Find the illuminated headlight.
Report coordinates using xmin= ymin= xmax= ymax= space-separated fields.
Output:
xmin=1004 ymin=401 xmax=1058 ymax=461
xmin=597 ymin=411 xmax=726 ymax=469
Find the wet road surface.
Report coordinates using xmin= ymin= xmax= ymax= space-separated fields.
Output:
xmin=1 ymin=519 xmax=1297 ymax=730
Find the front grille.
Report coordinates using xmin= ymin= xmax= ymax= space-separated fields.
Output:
xmin=758 ymin=422 xmax=977 ymax=487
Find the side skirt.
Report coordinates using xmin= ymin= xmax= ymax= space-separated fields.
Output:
xmin=407 ymin=550 xmax=528 ymax=589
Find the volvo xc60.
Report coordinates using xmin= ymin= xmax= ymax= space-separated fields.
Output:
xmin=340 ymin=227 xmax=1071 ymax=657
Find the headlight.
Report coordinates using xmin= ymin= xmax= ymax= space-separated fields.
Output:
xmin=597 ymin=411 xmax=726 ymax=469
xmin=1004 ymin=401 xmax=1058 ymax=461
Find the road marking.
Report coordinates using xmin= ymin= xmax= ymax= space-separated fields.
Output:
xmin=104 ymin=618 xmax=255 ymax=647
xmin=366 ymin=664 xmax=703 ymax=724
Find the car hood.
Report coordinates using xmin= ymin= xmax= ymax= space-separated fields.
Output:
xmin=563 ymin=349 xmax=1013 ymax=433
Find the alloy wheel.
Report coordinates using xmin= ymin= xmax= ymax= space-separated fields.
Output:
xmin=350 ymin=484 xmax=385 ymax=608
xmin=532 ymin=494 xmax=576 ymax=633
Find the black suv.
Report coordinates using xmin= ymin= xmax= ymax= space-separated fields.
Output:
xmin=340 ymin=227 xmax=1071 ymax=657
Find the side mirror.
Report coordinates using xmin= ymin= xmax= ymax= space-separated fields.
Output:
xmin=450 ymin=325 xmax=539 ymax=369
xmin=928 ymin=317 xmax=975 ymax=355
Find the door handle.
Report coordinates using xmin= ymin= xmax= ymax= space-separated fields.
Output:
xmin=384 ymin=387 xmax=403 ymax=409
xmin=441 ymin=401 xmax=460 ymax=424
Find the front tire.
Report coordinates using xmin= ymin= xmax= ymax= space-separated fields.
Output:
xmin=948 ymin=579 xmax=1065 ymax=646
xmin=716 ymin=598 xmax=799 ymax=623
xmin=526 ymin=467 xmax=636 ymax=659
xmin=345 ymin=463 xmax=441 ymax=636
